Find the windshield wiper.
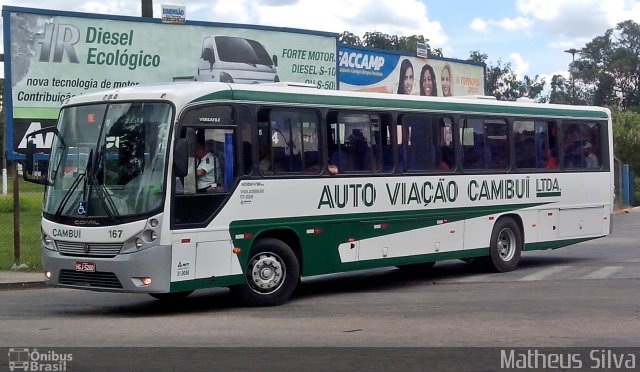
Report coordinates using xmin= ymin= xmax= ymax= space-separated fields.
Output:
xmin=87 ymin=143 xmax=120 ymax=221
xmin=54 ymin=150 xmax=92 ymax=219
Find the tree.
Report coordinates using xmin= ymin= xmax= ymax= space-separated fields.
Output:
xmin=338 ymin=31 xmax=361 ymax=46
xmin=576 ymin=20 xmax=640 ymax=109
xmin=543 ymin=74 xmax=593 ymax=105
xmin=468 ymin=51 xmax=545 ymax=101
xmin=339 ymin=31 xmax=442 ymax=57
xmin=612 ymin=109 xmax=640 ymax=173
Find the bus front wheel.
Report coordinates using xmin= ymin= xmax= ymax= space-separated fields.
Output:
xmin=483 ymin=217 xmax=522 ymax=272
xmin=232 ymin=238 xmax=300 ymax=306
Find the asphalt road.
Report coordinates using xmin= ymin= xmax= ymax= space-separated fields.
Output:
xmin=1 ymin=211 xmax=639 ymax=348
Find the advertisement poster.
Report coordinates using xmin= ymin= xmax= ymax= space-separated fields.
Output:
xmin=3 ymin=7 xmax=337 ymax=159
xmin=338 ymin=45 xmax=485 ymax=98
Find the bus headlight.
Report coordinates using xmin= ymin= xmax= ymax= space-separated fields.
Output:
xmin=142 ymin=229 xmax=158 ymax=243
xmin=41 ymin=231 xmax=56 ymax=251
xmin=121 ymin=236 xmax=146 ymax=254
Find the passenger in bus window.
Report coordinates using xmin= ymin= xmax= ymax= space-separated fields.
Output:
xmin=563 ymin=128 xmax=580 ymax=167
xmin=196 ymin=141 xmax=222 ymax=192
xmin=583 ymin=142 xmax=599 ymax=168
xmin=327 ymin=141 xmax=341 ymax=175
xmin=544 ymin=148 xmax=558 ymax=169
xmin=397 ymin=59 xmax=414 ymax=95
xmin=258 ymin=147 xmax=272 ymax=175
xmin=420 ymin=64 xmax=438 ymax=96
xmin=441 ymin=64 xmax=453 ymax=96
xmin=439 ymin=146 xmax=454 ymax=170
xmin=346 ymin=129 xmax=371 ymax=171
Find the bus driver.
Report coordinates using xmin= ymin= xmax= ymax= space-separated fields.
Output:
xmin=196 ymin=141 xmax=222 ymax=192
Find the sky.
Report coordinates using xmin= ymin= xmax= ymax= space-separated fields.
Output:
xmin=1 ymin=0 xmax=640 ymax=88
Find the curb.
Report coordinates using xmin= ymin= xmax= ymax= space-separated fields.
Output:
xmin=612 ymin=206 xmax=640 ymax=215
xmin=0 ymin=280 xmax=47 ymax=291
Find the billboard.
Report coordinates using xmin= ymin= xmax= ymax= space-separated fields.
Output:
xmin=338 ymin=45 xmax=485 ymax=97
xmin=2 ymin=6 xmax=338 ymax=159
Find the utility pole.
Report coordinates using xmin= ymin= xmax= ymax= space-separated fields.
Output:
xmin=141 ymin=0 xmax=153 ymax=18
xmin=564 ymin=48 xmax=578 ymax=104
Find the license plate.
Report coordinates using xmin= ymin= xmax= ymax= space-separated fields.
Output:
xmin=75 ymin=261 xmax=96 ymax=272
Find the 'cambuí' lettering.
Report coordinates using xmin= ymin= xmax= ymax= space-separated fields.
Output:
xmin=52 ymin=228 xmax=81 ymax=239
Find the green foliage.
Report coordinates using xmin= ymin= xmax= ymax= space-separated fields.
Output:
xmin=576 ymin=20 xmax=640 ymax=109
xmin=0 ymin=194 xmax=43 ymax=213
xmin=0 ymin=176 xmax=44 ymax=270
xmin=544 ymin=74 xmax=593 ymax=105
xmin=613 ymin=110 xmax=640 ymax=173
xmin=0 ymin=191 xmax=43 ymax=271
xmin=339 ymin=31 xmax=443 ymax=57
xmin=469 ymin=53 xmax=546 ymax=101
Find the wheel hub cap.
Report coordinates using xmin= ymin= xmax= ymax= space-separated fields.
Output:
xmin=249 ymin=254 xmax=284 ymax=292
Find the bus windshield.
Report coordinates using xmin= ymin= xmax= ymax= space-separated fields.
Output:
xmin=43 ymin=102 xmax=173 ymax=220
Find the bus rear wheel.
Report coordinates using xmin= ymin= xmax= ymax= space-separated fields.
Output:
xmin=483 ymin=217 xmax=522 ymax=272
xmin=232 ymin=238 xmax=300 ymax=306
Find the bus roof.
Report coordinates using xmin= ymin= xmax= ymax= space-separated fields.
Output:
xmin=64 ymin=82 xmax=610 ymax=120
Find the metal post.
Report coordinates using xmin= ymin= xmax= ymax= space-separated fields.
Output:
xmin=2 ymin=152 xmax=6 ymax=195
xmin=13 ymin=162 xmax=21 ymax=266
xmin=141 ymin=0 xmax=153 ymax=18
xmin=622 ymin=164 xmax=630 ymax=205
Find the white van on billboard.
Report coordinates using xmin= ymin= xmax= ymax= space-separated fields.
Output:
xmin=195 ymin=35 xmax=279 ymax=84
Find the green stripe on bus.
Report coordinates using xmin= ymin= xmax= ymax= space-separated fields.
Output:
xmin=536 ymin=191 xmax=562 ymax=197
xmin=524 ymin=236 xmax=604 ymax=251
xmin=192 ymin=90 xmax=234 ymax=103
xmin=230 ymin=202 xmax=548 ymax=276
xmin=339 ymin=247 xmax=490 ymax=272
xmin=230 ymin=202 xmax=547 ymax=235
xmin=170 ymin=274 xmax=244 ymax=292
xmin=192 ymin=90 xmax=608 ymax=119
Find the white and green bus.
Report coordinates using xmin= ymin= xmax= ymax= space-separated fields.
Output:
xmin=25 ymin=82 xmax=613 ymax=306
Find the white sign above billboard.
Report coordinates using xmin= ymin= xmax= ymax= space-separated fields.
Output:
xmin=161 ymin=5 xmax=185 ymax=24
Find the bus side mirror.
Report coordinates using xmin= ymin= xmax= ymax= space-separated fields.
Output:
xmin=173 ymin=138 xmax=188 ymax=178
xmin=23 ymin=128 xmax=60 ymax=185
xmin=25 ymin=138 xmax=36 ymax=175
xmin=272 ymin=55 xmax=278 ymax=67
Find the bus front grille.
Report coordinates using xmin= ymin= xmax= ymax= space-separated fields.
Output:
xmin=56 ymin=241 xmax=122 ymax=257
xmin=59 ymin=270 xmax=123 ymax=289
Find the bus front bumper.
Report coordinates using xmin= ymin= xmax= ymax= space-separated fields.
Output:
xmin=41 ymin=245 xmax=172 ymax=293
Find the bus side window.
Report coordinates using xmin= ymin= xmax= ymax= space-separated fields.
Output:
xmin=257 ymin=108 xmax=320 ymax=175
xmin=562 ymin=122 xmax=602 ymax=169
xmin=460 ymin=118 xmax=507 ymax=170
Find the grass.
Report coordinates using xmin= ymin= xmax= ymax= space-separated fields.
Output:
xmin=0 ymin=177 xmax=44 ymax=271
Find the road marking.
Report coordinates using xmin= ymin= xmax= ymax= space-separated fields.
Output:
xmin=581 ymin=266 xmax=624 ymax=279
xmin=518 ymin=266 xmax=569 ymax=281
xmin=455 ymin=274 xmax=499 ymax=283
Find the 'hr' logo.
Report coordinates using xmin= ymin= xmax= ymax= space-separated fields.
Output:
xmin=37 ymin=23 xmax=80 ymax=63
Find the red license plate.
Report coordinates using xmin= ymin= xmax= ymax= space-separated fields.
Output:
xmin=75 ymin=261 xmax=96 ymax=272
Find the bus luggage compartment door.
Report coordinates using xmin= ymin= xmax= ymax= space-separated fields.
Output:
xmin=558 ymin=205 xmax=604 ymax=238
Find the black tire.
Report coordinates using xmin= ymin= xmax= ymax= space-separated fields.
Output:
xmin=149 ymin=290 xmax=193 ymax=301
xmin=482 ymin=217 xmax=523 ymax=272
xmin=396 ymin=261 xmax=436 ymax=274
xmin=232 ymin=238 xmax=300 ymax=306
